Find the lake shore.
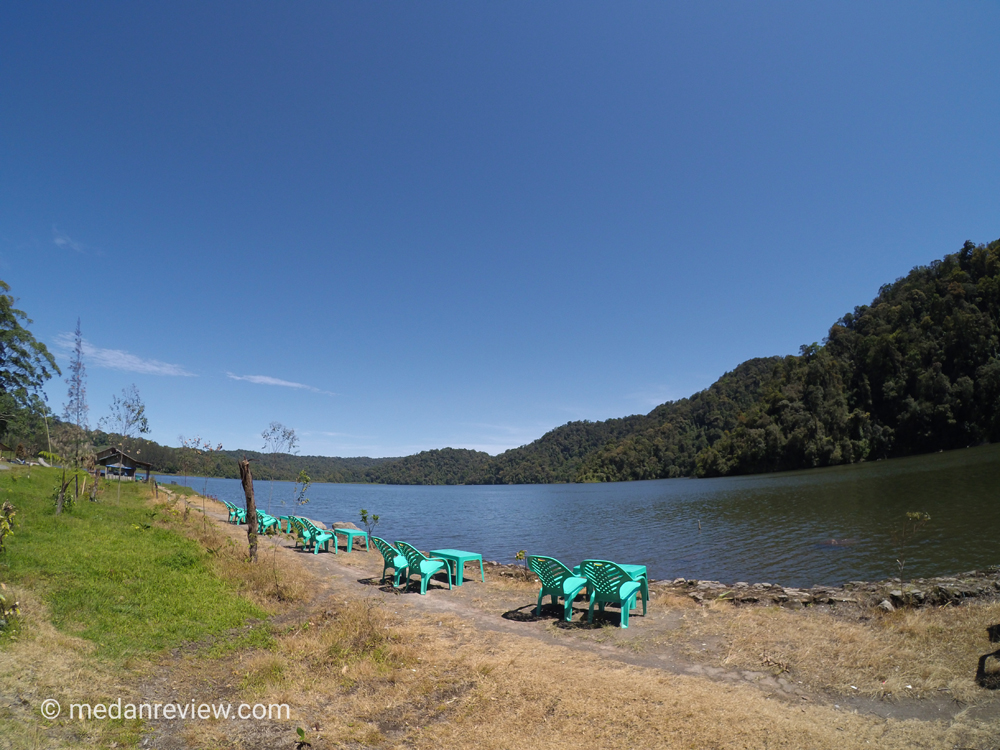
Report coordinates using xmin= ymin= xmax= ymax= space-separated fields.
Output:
xmin=484 ymin=559 xmax=1000 ymax=610
xmin=5 ymin=470 xmax=1000 ymax=749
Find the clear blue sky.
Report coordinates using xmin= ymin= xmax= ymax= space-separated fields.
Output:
xmin=3 ymin=3 xmax=998 ymax=457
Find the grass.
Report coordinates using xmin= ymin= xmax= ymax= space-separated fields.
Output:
xmin=0 ymin=466 xmax=288 ymax=749
xmin=0 ymin=467 xmax=265 ymax=659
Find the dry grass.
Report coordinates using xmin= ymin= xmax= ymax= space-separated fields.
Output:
xmin=202 ymin=606 xmax=998 ymax=750
xmin=664 ymin=598 xmax=1000 ymax=704
xmin=0 ymin=587 xmax=144 ymax=749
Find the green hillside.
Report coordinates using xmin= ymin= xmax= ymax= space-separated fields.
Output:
xmin=581 ymin=238 xmax=1000 ymax=480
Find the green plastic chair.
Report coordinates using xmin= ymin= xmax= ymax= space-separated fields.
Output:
xmin=289 ymin=516 xmax=336 ymax=555
xmin=286 ymin=516 xmax=312 ymax=550
xmin=332 ymin=527 xmax=369 ymax=553
xmin=394 ymin=541 xmax=452 ymax=594
xmin=371 ymin=537 xmax=408 ymax=587
xmin=277 ymin=515 xmax=296 ymax=533
xmin=574 ymin=563 xmax=649 ymax=614
xmin=527 ymin=555 xmax=588 ymax=622
xmin=222 ymin=500 xmax=246 ymax=525
xmin=256 ymin=510 xmax=279 ymax=535
xmin=579 ymin=559 xmax=644 ymax=628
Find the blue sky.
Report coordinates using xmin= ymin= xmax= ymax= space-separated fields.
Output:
xmin=3 ymin=3 xmax=999 ymax=458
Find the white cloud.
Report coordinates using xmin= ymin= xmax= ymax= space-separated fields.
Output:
xmin=226 ymin=372 xmax=335 ymax=396
xmin=54 ymin=333 xmax=196 ymax=376
xmin=52 ymin=227 xmax=86 ymax=254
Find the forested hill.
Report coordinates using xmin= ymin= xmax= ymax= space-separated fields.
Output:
xmin=95 ymin=238 xmax=1000 ymax=484
xmin=383 ymin=237 xmax=1000 ymax=483
xmin=88 ymin=434 xmax=397 ymax=484
xmin=578 ymin=238 xmax=1000 ymax=480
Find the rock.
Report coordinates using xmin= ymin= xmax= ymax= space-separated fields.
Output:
xmin=331 ymin=522 xmax=362 ymax=531
xmin=878 ymin=599 xmax=895 ymax=612
xmin=308 ymin=519 xmax=328 ymax=529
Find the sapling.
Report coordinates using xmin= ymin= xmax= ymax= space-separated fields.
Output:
xmin=292 ymin=469 xmax=311 ymax=505
xmin=891 ymin=511 xmax=931 ymax=584
xmin=515 ymin=549 xmax=529 ymax=579
xmin=359 ymin=508 xmax=380 ymax=536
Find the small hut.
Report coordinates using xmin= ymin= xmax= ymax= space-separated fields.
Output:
xmin=95 ymin=447 xmax=152 ymax=482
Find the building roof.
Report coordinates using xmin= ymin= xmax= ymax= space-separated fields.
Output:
xmin=95 ymin=447 xmax=153 ymax=469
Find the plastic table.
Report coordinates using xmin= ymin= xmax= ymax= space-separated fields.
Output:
xmin=429 ymin=549 xmax=485 ymax=586
xmin=331 ymin=527 xmax=369 ymax=553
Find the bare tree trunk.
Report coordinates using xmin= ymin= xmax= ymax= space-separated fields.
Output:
xmin=239 ymin=457 xmax=258 ymax=563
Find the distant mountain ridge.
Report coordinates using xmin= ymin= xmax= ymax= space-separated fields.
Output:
xmin=102 ymin=238 xmax=1000 ymax=484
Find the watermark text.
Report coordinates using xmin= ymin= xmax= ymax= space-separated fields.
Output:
xmin=40 ymin=699 xmax=289 ymax=721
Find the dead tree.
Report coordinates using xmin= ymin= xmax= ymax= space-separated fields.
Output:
xmin=239 ymin=457 xmax=258 ymax=563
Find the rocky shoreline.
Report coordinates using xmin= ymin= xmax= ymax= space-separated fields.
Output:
xmin=484 ymin=561 xmax=1000 ymax=611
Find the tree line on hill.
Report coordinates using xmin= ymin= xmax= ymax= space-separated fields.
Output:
xmin=4 ymin=238 xmax=1000 ymax=484
xmin=371 ymin=238 xmax=1000 ymax=483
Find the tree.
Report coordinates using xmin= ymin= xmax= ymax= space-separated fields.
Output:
xmin=0 ymin=280 xmax=59 ymax=411
xmin=62 ymin=318 xmax=88 ymax=431
xmin=178 ymin=435 xmax=223 ymax=488
xmin=62 ymin=318 xmax=89 ymax=474
xmin=261 ymin=421 xmax=298 ymax=513
xmin=0 ymin=280 xmax=59 ymax=451
xmin=178 ymin=435 xmax=223 ymax=528
xmin=99 ymin=384 xmax=151 ymax=502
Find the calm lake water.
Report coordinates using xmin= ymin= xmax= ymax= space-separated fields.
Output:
xmin=160 ymin=443 xmax=1000 ymax=588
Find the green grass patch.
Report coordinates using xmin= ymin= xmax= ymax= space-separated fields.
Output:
xmin=0 ymin=467 xmax=266 ymax=659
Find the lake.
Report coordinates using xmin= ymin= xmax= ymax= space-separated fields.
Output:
xmin=160 ymin=443 xmax=1000 ymax=588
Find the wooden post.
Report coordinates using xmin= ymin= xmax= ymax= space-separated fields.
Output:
xmin=239 ymin=457 xmax=258 ymax=563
